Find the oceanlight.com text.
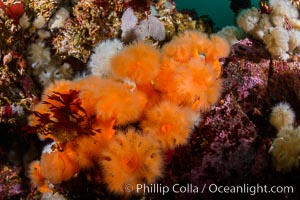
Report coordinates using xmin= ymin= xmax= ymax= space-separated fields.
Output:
xmin=208 ymin=183 xmax=294 ymax=196
xmin=124 ymin=183 xmax=294 ymax=196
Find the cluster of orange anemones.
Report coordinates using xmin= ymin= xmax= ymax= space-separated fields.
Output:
xmin=27 ymin=30 xmax=229 ymax=196
xmin=154 ymin=31 xmax=229 ymax=111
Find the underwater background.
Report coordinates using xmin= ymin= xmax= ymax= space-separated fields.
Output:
xmin=1 ymin=0 xmax=300 ymax=199
xmin=175 ymin=0 xmax=261 ymax=28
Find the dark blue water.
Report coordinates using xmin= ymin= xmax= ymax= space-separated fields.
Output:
xmin=175 ymin=0 xmax=260 ymax=29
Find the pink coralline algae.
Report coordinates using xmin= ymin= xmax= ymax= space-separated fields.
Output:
xmin=237 ymin=76 xmax=265 ymax=99
xmin=190 ymin=93 xmax=270 ymax=188
xmin=222 ymin=38 xmax=271 ymax=116
xmin=149 ymin=37 xmax=300 ymax=199
xmin=0 ymin=165 xmax=25 ymax=199
xmin=190 ymin=92 xmax=267 ymax=179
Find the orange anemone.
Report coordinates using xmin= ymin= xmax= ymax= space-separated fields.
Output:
xmin=141 ymin=101 xmax=196 ymax=150
xmin=40 ymin=143 xmax=80 ymax=184
xmin=100 ymin=129 xmax=163 ymax=194
xmin=28 ymin=161 xmax=52 ymax=193
xmin=170 ymin=58 xmax=222 ymax=111
xmin=111 ymin=42 xmax=160 ymax=86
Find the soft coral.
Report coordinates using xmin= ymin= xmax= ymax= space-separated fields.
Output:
xmin=0 ymin=1 xmax=24 ymax=23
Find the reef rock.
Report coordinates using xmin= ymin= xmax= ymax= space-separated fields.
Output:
xmin=156 ymin=37 xmax=300 ymax=199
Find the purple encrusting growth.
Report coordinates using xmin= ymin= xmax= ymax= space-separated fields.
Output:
xmin=191 ymin=93 xmax=267 ymax=185
xmin=0 ymin=165 xmax=25 ymax=199
xmin=237 ymin=76 xmax=265 ymax=99
xmin=149 ymin=37 xmax=300 ymax=199
xmin=222 ymin=38 xmax=271 ymax=115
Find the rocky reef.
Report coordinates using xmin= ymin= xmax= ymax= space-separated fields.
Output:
xmin=1 ymin=0 xmax=300 ymax=199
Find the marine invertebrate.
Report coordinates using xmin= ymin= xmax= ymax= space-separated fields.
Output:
xmin=269 ymin=102 xmax=300 ymax=172
xmin=0 ymin=49 xmax=34 ymax=125
xmin=120 ymin=7 xmax=138 ymax=40
xmin=133 ymin=15 xmax=166 ymax=41
xmin=141 ymin=100 xmax=199 ymax=150
xmin=160 ymin=30 xmax=210 ymax=66
xmin=0 ymin=8 xmax=25 ymax=51
xmin=289 ymin=0 xmax=300 ymax=10
xmin=73 ymin=133 xmax=106 ymax=169
xmin=153 ymin=31 xmax=228 ymax=111
xmin=26 ymin=29 xmax=226 ymax=197
xmin=235 ymin=0 xmax=300 ymax=59
xmin=28 ymin=75 xmax=147 ymax=190
xmin=52 ymin=20 xmax=92 ymax=62
xmin=121 ymin=8 xmax=166 ymax=42
xmin=41 ymin=192 xmax=67 ymax=200
xmin=205 ymin=34 xmax=231 ymax=64
xmin=48 ymin=7 xmax=70 ymax=30
xmin=0 ymin=1 xmax=24 ymax=22
xmin=27 ymin=43 xmax=73 ymax=87
xmin=263 ymin=27 xmax=290 ymax=60
xmin=88 ymin=39 xmax=124 ymax=78
xmin=33 ymin=16 xmax=46 ymax=29
xmin=74 ymin=76 xmax=145 ymax=126
xmin=156 ymin=0 xmax=206 ymax=37
xmin=100 ymin=128 xmax=163 ymax=195
xmin=39 ymin=143 xmax=80 ymax=184
xmin=236 ymin=7 xmax=260 ymax=34
xmin=270 ymin=102 xmax=295 ymax=130
xmin=269 ymin=0 xmax=299 ymax=26
xmin=163 ymin=30 xmax=229 ymax=72
xmin=94 ymin=83 xmax=144 ymax=125
xmin=110 ymin=41 xmax=162 ymax=106
xmin=52 ymin=0 xmax=124 ymax=62
xmin=217 ymin=26 xmax=245 ymax=46
xmin=161 ymin=68 xmax=222 ymax=111
xmin=170 ymin=58 xmax=223 ymax=111
xmin=269 ymin=126 xmax=300 ymax=172
xmin=28 ymin=161 xmax=52 ymax=193
xmin=288 ymin=29 xmax=300 ymax=51
xmin=27 ymin=42 xmax=51 ymax=68
xmin=111 ymin=41 xmax=160 ymax=85
xmin=41 ymin=79 xmax=75 ymax=106
xmin=19 ymin=13 xmax=30 ymax=29
xmin=72 ymin=76 xmax=108 ymax=116
xmin=28 ymin=0 xmax=59 ymax=22
xmin=0 ymin=0 xmax=253 ymax=198
xmin=155 ymin=31 xmax=229 ymax=103
xmin=36 ymin=63 xmax=73 ymax=87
